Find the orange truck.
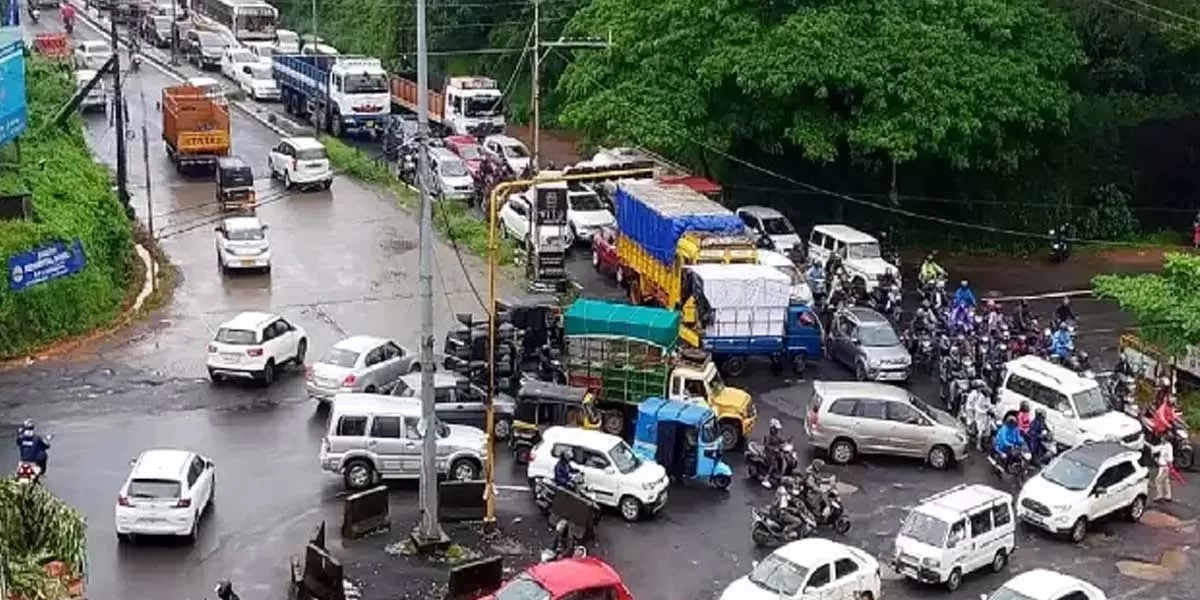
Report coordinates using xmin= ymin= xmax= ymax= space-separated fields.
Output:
xmin=161 ymin=85 xmax=231 ymax=170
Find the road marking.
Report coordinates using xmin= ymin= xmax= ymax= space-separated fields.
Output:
xmin=992 ymin=289 xmax=1093 ymax=301
xmin=496 ymin=484 xmax=530 ymax=493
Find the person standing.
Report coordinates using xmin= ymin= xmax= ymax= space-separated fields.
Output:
xmin=1152 ymin=434 xmax=1174 ymax=502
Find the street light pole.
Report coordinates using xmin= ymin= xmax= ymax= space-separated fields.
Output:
xmin=140 ymin=89 xmax=155 ymax=292
xmin=413 ymin=0 xmax=445 ymax=546
xmin=311 ymin=0 xmax=317 ymax=44
xmin=530 ymin=0 xmax=540 ymax=169
xmin=111 ymin=14 xmax=130 ymax=212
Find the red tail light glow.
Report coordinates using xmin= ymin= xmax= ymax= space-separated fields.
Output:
xmin=175 ymin=498 xmax=191 ymax=508
xmin=292 ymin=158 xmax=298 ymax=171
xmin=342 ymin=374 xmax=357 ymax=387
xmin=117 ymin=495 xmax=131 ymax=507
xmin=246 ymin=348 xmax=264 ymax=357
xmin=807 ymin=408 xmax=819 ymax=429
xmin=305 ymin=366 xmax=313 ymax=380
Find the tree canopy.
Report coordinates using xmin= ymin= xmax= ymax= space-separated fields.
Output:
xmin=557 ymin=0 xmax=1083 ymax=170
xmin=1093 ymin=253 xmax=1200 ymax=357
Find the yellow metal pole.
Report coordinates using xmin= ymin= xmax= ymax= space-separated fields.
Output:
xmin=483 ymin=167 xmax=655 ymax=525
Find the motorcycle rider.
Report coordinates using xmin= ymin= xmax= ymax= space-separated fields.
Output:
xmin=800 ymin=459 xmax=831 ymax=519
xmin=770 ymin=476 xmax=808 ymax=539
xmin=762 ymin=418 xmax=786 ymax=488
xmin=61 ymin=1 xmax=76 ymax=32
xmin=806 ymin=261 xmax=825 ymax=300
xmin=967 ymin=379 xmax=992 ymax=451
xmin=1050 ymin=322 xmax=1074 ymax=359
xmin=992 ymin=416 xmax=1026 ymax=471
xmin=954 ymin=280 xmax=977 ymax=308
xmin=553 ymin=448 xmax=579 ymax=490
xmin=17 ymin=420 xmax=51 ymax=476
xmin=1016 ymin=400 xmax=1033 ymax=435
xmin=1054 ymin=297 xmax=1076 ymax=328
xmin=919 ymin=252 xmax=947 ymax=287
xmin=1013 ymin=299 xmax=1034 ymax=332
xmin=825 ymin=251 xmax=844 ymax=285
xmin=1027 ymin=408 xmax=1052 ymax=465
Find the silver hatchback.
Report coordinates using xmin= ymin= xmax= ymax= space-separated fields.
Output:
xmin=306 ymin=335 xmax=416 ymax=402
xmin=828 ymin=307 xmax=911 ymax=382
xmin=804 ymin=381 xmax=967 ymax=469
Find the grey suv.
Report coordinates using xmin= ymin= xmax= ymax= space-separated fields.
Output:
xmin=804 ymin=381 xmax=967 ymax=469
xmin=828 ymin=307 xmax=911 ymax=382
xmin=390 ymin=372 xmax=516 ymax=440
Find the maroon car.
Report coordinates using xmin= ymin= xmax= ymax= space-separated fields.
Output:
xmin=591 ymin=226 xmax=627 ymax=285
xmin=443 ymin=135 xmax=486 ymax=179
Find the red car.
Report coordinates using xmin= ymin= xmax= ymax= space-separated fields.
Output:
xmin=444 ymin=135 xmax=487 ymax=179
xmin=480 ymin=557 xmax=634 ymax=600
xmin=590 ymin=227 xmax=626 ymax=286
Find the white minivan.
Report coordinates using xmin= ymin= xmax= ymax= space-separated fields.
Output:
xmin=996 ymin=356 xmax=1143 ymax=450
xmin=893 ymin=484 xmax=1015 ymax=591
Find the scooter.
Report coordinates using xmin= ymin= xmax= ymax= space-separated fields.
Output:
xmin=745 ymin=440 xmax=798 ymax=486
xmin=1050 ymin=229 xmax=1069 ymax=263
xmin=801 ymin=475 xmax=852 ymax=535
xmin=988 ymin=445 xmax=1034 ymax=485
xmin=750 ymin=499 xmax=817 ymax=547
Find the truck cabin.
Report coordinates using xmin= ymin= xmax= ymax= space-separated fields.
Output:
xmin=667 ymin=350 xmax=727 ymax=406
xmin=677 ymin=232 xmax=758 ymax=266
xmin=445 ymin=76 xmax=504 ymax=135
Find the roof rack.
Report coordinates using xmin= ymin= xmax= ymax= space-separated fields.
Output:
xmin=917 ymin=484 xmax=1005 ymax=514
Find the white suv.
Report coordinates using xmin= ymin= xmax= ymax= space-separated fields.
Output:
xmin=527 ymin=427 xmax=669 ymax=522
xmin=214 ymin=216 xmax=270 ymax=273
xmin=268 ymin=137 xmax=333 ymax=190
xmin=206 ymin=311 xmax=307 ymax=384
xmin=1017 ymin=442 xmax=1149 ymax=543
xmin=808 ymin=224 xmax=899 ymax=292
xmin=116 ymin=449 xmax=215 ymax=543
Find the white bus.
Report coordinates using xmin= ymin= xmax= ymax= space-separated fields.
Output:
xmin=192 ymin=0 xmax=278 ymax=42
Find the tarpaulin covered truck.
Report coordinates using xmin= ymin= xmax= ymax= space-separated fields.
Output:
xmin=161 ymin=85 xmax=230 ymax=170
xmin=273 ymin=55 xmax=390 ymax=137
xmin=390 ymin=74 xmax=505 ymax=137
xmin=614 ymin=179 xmax=757 ymax=317
xmin=563 ymin=299 xmax=757 ymax=450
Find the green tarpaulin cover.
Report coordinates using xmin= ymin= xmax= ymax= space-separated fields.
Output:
xmin=564 ymin=299 xmax=679 ymax=349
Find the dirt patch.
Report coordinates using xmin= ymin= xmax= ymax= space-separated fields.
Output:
xmin=901 ymin=246 xmax=1166 ymax=296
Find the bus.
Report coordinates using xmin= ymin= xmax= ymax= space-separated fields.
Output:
xmin=192 ymin=0 xmax=278 ymax=42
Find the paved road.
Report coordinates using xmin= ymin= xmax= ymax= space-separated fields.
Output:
xmin=3 ymin=10 xmax=1189 ymax=600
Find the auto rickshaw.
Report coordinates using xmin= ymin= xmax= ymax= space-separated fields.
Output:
xmin=215 ymin=156 xmax=256 ymax=213
xmin=510 ymin=380 xmax=600 ymax=463
xmin=632 ymin=396 xmax=733 ymax=490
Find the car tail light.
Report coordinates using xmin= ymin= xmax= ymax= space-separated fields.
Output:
xmin=175 ymin=498 xmax=191 ymax=508
xmin=207 ymin=344 xmax=217 ymax=353
xmin=342 ymin=374 xmax=357 ymax=387
xmin=305 ymin=366 xmax=313 ymax=380
xmin=292 ymin=158 xmax=298 ymax=171
xmin=117 ymin=495 xmax=131 ymax=507
xmin=807 ymin=407 xmax=819 ymax=428
xmin=247 ymin=348 xmax=264 ymax=357
xmin=322 ymin=437 xmax=331 ymax=453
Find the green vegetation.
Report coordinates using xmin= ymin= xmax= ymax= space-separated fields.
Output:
xmin=320 ymin=136 xmax=515 ymax=264
xmin=0 ymin=58 xmax=134 ymax=358
xmin=1093 ymin=253 xmax=1200 ymax=358
xmin=0 ymin=481 xmax=88 ymax=600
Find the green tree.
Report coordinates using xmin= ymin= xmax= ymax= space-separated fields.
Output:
xmin=1093 ymin=253 xmax=1200 ymax=357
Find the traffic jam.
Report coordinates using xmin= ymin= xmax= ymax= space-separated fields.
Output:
xmin=16 ymin=1 xmax=1198 ymax=599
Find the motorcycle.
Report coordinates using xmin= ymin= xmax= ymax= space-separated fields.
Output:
xmin=540 ymin=519 xmax=588 ymax=562
xmin=14 ymin=461 xmax=42 ymax=485
xmin=215 ymin=581 xmax=240 ymax=600
xmin=1050 ymin=229 xmax=1069 ymax=263
xmin=988 ymin=444 xmax=1034 ymax=485
xmin=746 ymin=440 xmax=798 ymax=486
xmin=750 ymin=496 xmax=817 ymax=547
xmin=801 ymin=474 xmax=851 ymax=535
xmin=28 ymin=6 xmax=40 ymax=23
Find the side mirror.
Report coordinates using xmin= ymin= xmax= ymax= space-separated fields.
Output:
xmin=128 ymin=457 xmax=137 ymax=466
xmin=851 ymin=338 xmax=861 ymax=345
xmin=1092 ymin=486 xmax=1107 ymax=497
xmin=213 ymin=225 xmax=220 ymax=232
xmin=206 ymin=459 xmax=215 ymax=468
xmin=604 ymin=466 xmax=616 ymax=475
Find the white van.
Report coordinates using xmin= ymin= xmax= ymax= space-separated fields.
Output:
xmin=893 ymin=484 xmax=1015 ymax=591
xmin=74 ymin=70 xmax=106 ymax=112
xmin=997 ymin=355 xmax=1142 ymax=450
xmin=807 ymin=224 xmax=899 ymax=292
xmin=758 ymin=249 xmax=813 ymax=305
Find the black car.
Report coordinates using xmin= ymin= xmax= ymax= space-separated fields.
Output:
xmin=141 ymin=14 xmax=172 ymax=48
xmin=184 ymin=30 xmax=226 ymax=70
xmin=380 ymin=114 xmax=419 ymax=161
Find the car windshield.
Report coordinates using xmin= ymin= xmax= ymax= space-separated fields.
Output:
xmin=215 ymin=328 xmax=256 ymax=345
xmin=440 ymin=160 xmax=469 ymax=178
xmin=846 ymin=242 xmax=881 ymax=259
xmin=296 ymin=148 xmax=327 ymax=160
xmin=1041 ymin=456 xmax=1097 ymax=491
xmin=899 ymin=511 xmax=949 ymax=546
xmin=454 ymin=144 xmax=482 ymax=161
xmin=503 ymin=143 xmax=529 ymax=158
xmin=909 ymin=395 xmax=955 ymax=426
xmin=988 ymin=588 xmax=1038 ymax=600
xmin=198 ymin=33 xmax=224 ymax=47
xmin=249 ymin=66 xmax=272 ymax=81
xmin=859 ymin=322 xmax=900 ymax=346
xmin=762 ymin=216 xmax=795 ymax=235
xmin=465 ymin=95 xmax=503 ymax=117
xmin=774 ymin=264 xmax=804 ymax=286
xmin=609 ymin=442 xmax=643 ymax=474
xmin=1074 ymin=386 xmax=1110 ymax=419
xmin=747 ymin=553 xmax=808 ymax=596
xmin=493 ymin=575 xmax=551 ymax=600
xmin=343 ymin=73 xmax=388 ymax=94
xmin=226 ymin=227 xmax=264 ymax=241
xmin=127 ymin=478 xmax=181 ymax=499
xmin=322 ymin=347 xmax=360 ymax=368
xmin=570 ymin=193 xmax=604 ymax=211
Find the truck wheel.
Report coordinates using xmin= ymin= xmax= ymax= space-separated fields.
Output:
xmin=721 ymin=357 xmax=746 ymax=378
xmin=792 ymin=353 xmax=808 ymax=375
xmin=601 ymin=411 xmax=624 ymax=435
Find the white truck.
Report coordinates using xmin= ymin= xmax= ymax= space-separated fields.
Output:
xmin=390 ymin=74 xmax=505 ymax=137
xmin=272 ymin=55 xmax=390 ymax=137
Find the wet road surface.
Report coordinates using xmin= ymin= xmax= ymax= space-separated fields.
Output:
xmin=3 ymin=10 xmax=1192 ymax=600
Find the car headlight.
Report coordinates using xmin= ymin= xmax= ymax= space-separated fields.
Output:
xmin=642 ymin=481 xmax=658 ymax=491
xmin=921 ymin=557 xmax=940 ymax=568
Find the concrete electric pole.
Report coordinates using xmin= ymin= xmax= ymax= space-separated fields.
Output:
xmin=110 ymin=14 xmax=130 ymax=212
xmin=412 ymin=0 xmax=446 ymax=548
xmin=531 ymin=0 xmax=540 ymax=168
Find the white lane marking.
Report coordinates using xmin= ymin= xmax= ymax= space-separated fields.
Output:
xmin=993 ymin=289 xmax=1093 ymax=301
xmin=495 ymin=484 xmax=531 ymax=493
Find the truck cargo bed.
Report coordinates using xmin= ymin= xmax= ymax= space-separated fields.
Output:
xmin=615 ymin=180 xmax=743 ymax=266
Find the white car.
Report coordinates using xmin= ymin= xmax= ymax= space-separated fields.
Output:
xmin=987 ymin=569 xmax=1106 ymax=600
xmin=482 ymin=134 xmax=531 ymax=175
xmin=235 ymin=62 xmax=280 ymax=101
xmin=527 ymin=427 xmax=669 ymax=522
xmin=185 ymin=76 xmax=227 ymax=106
xmin=214 ymin=216 xmax=270 ymax=273
xmin=499 ymin=191 xmax=570 ymax=251
xmin=115 ymin=449 xmax=214 ymax=542
xmin=243 ymin=41 xmax=276 ymax=66
xmin=737 ymin=205 xmax=802 ymax=251
xmin=268 ymin=137 xmax=333 ymax=190
xmin=206 ymin=311 xmax=308 ymax=384
xmin=73 ymin=70 xmax=106 ymax=112
xmin=719 ymin=538 xmax=882 ymax=600
xmin=305 ymin=335 xmax=417 ymax=402
xmin=274 ymin=29 xmax=301 ymax=54
xmin=220 ymin=47 xmax=259 ymax=81
xmin=808 ymin=224 xmax=899 ymax=293
xmin=73 ymin=40 xmax=113 ymax=71
xmin=564 ymin=188 xmax=615 ymax=246
xmin=1016 ymin=442 xmax=1149 ymax=543
xmin=893 ymin=484 xmax=1015 ymax=591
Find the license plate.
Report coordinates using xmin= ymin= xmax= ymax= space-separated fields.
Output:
xmin=1023 ymin=512 xmax=1043 ymax=524
xmin=220 ymin=353 xmax=240 ymax=362
xmin=240 ymin=259 xmax=256 ymax=266
xmin=901 ymin=566 xmax=918 ymax=578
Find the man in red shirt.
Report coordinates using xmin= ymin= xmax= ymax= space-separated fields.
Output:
xmin=60 ymin=2 xmax=76 ymax=29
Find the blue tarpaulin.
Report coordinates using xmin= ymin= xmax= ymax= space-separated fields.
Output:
xmin=615 ymin=180 xmax=744 ymax=266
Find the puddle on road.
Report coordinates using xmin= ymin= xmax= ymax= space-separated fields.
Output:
xmin=1116 ymin=547 xmax=1190 ymax=582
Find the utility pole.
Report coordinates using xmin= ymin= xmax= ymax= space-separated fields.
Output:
xmin=140 ymin=89 xmax=155 ymax=292
xmin=111 ymin=15 xmax=130 ymax=211
xmin=311 ymin=0 xmax=318 ymax=44
xmin=170 ymin=0 xmax=178 ymax=65
xmin=412 ymin=0 xmax=446 ymax=548
xmin=531 ymin=0 xmax=540 ymax=169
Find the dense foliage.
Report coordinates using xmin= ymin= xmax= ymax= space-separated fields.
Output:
xmin=278 ymin=0 xmax=1200 ymax=245
xmin=0 ymin=481 xmax=88 ymax=600
xmin=0 ymin=57 xmax=134 ymax=358
xmin=1094 ymin=253 xmax=1200 ymax=357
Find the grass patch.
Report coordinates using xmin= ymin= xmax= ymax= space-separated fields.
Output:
xmin=0 ymin=58 xmax=135 ymax=358
xmin=320 ymin=135 xmax=516 ymax=264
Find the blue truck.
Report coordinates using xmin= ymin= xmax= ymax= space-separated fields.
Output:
xmin=272 ymin=55 xmax=391 ymax=137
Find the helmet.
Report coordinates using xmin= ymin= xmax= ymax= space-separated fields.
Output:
xmin=1019 ymin=400 xmax=1030 ymax=412
xmin=769 ymin=418 xmax=782 ymax=431
xmin=559 ymin=448 xmax=574 ymax=461
xmin=21 ymin=419 xmax=34 ymax=431
xmin=809 ymin=459 xmax=825 ymax=472
xmin=1062 ymin=297 xmax=1071 ymax=305
xmin=1035 ymin=408 xmax=1046 ymax=418
xmin=960 ymin=280 xmax=969 ymax=287
xmin=1005 ymin=416 xmax=1017 ymax=426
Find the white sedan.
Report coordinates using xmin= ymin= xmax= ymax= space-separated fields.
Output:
xmin=564 ymin=188 xmax=615 ymax=245
xmin=498 ymin=191 xmax=570 ymax=251
xmin=73 ymin=40 xmax=113 ymax=71
xmin=220 ymin=47 xmax=259 ymax=81
xmin=719 ymin=538 xmax=881 ymax=600
xmin=235 ymin=62 xmax=280 ymax=101
xmin=116 ymin=449 xmax=215 ymax=542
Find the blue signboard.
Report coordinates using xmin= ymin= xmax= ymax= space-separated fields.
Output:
xmin=1 ymin=0 xmax=18 ymax=28
xmin=0 ymin=39 xmax=27 ymax=148
xmin=8 ymin=240 xmax=88 ymax=292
